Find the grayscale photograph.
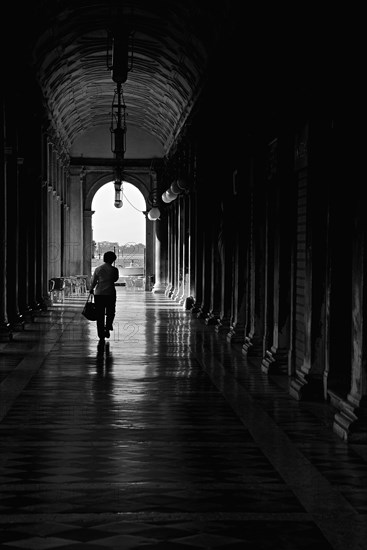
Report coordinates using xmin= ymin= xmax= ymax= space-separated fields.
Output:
xmin=0 ymin=2 xmax=365 ymax=549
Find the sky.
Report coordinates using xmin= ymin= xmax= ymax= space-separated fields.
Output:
xmin=91 ymin=181 xmax=146 ymax=245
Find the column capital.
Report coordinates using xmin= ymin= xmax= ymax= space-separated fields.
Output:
xmin=69 ymin=165 xmax=85 ymax=179
xmin=84 ymin=210 xmax=95 ymax=218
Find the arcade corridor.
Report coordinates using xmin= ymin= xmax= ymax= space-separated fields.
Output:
xmin=1 ymin=3 xmax=366 ymax=546
xmin=0 ymin=288 xmax=366 ymax=550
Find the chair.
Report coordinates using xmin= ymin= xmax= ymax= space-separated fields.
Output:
xmin=49 ymin=277 xmax=65 ymax=303
xmin=76 ymin=275 xmax=88 ymax=294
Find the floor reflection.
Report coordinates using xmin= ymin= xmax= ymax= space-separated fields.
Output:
xmin=0 ymin=289 xmax=365 ymax=549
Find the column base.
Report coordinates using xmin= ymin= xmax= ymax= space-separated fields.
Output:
xmin=205 ymin=313 xmax=220 ymax=326
xmin=289 ymin=370 xmax=324 ymax=401
xmin=165 ymin=284 xmax=174 ymax=297
xmin=331 ymin=394 xmax=367 ymax=443
xmin=43 ymin=295 xmax=53 ymax=308
xmin=176 ymin=291 xmax=187 ymax=306
xmin=242 ymin=333 xmax=264 ymax=357
xmin=21 ymin=306 xmax=35 ymax=323
xmin=171 ymin=288 xmax=181 ymax=301
xmin=191 ymin=304 xmax=202 ymax=316
xmin=184 ymin=296 xmax=195 ymax=310
xmin=261 ymin=347 xmax=288 ymax=375
xmin=33 ymin=299 xmax=47 ymax=311
xmin=242 ymin=335 xmax=253 ymax=354
xmin=0 ymin=322 xmax=13 ymax=342
xmin=215 ymin=316 xmax=231 ymax=334
xmin=196 ymin=308 xmax=209 ymax=320
xmin=242 ymin=335 xmax=264 ymax=357
xmin=330 ymin=392 xmax=356 ymax=442
xmin=151 ymin=282 xmax=167 ymax=294
xmin=227 ymin=323 xmax=245 ymax=344
xmin=10 ymin=314 xmax=25 ymax=332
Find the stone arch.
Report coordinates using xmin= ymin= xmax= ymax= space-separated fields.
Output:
xmin=83 ymin=168 xmax=156 ymax=290
xmin=84 ymin=170 xmax=152 ymax=211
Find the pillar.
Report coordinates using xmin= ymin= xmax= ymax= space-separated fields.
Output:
xmin=152 ymin=215 xmax=167 ymax=293
xmin=67 ymin=167 xmax=84 ymax=275
xmin=83 ymin=210 xmax=94 ymax=280
xmin=0 ymin=98 xmax=11 ymax=340
xmin=165 ymin=209 xmax=174 ymax=296
xmin=6 ymin=126 xmax=23 ymax=329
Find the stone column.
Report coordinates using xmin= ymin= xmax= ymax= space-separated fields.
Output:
xmin=172 ymin=201 xmax=181 ymax=300
xmin=261 ymin=185 xmax=285 ymax=373
xmin=68 ymin=167 xmax=84 ymax=275
xmin=145 ymin=214 xmax=154 ymax=291
xmin=83 ymin=210 xmax=94 ymax=281
xmin=17 ymin=156 xmax=33 ymax=318
xmin=227 ymin=231 xmax=247 ymax=344
xmin=47 ymin=185 xmax=55 ymax=279
xmin=61 ymin=167 xmax=68 ymax=276
xmin=54 ymin=153 xmax=62 ymax=276
xmin=152 ymin=214 xmax=167 ymax=294
xmin=6 ymin=136 xmax=23 ymax=329
xmin=196 ymin=228 xmax=211 ymax=319
xmin=164 ymin=210 xmax=174 ymax=296
xmin=55 ymin=194 xmax=62 ymax=276
xmin=27 ymin=185 xmax=38 ymax=312
xmin=178 ymin=197 xmax=188 ymax=304
xmin=176 ymin=198 xmax=187 ymax=304
xmin=191 ymin=194 xmax=203 ymax=315
xmin=39 ymin=138 xmax=49 ymax=303
xmin=49 ymin=147 xmax=58 ymax=278
xmin=243 ymin=189 xmax=266 ymax=357
xmin=0 ymin=100 xmax=11 ymax=340
xmin=64 ymin=165 xmax=71 ymax=272
xmin=333 ymin=199 xmax=367 ymax=442
xmin=205 ymin=220 xmax=221 ymax=326
xmin=216 ymin=200 xmax=233 ymax=334
xmin=63 ymin=204 xmax=70 ymax=275
xmin=33 ymin=173 xmax=46 ymax=309
xmin=182 ymin=194 xmax=192 ymax=308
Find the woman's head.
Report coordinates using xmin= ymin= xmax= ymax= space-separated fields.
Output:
xmin=103 ymin=251 xmax=117 ymax=264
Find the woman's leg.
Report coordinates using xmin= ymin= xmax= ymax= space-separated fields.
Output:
xmin=105 ymin=295 xmax=116 ymax=331
xmin=94 ymin=295 xmax=106 ymax=339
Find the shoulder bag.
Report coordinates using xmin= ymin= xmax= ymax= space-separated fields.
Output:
xmin=82 ymin=293 xmax=97 ymax=321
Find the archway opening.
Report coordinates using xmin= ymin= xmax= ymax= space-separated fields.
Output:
xmin=91 ymin=181 xmax=147 ymax=287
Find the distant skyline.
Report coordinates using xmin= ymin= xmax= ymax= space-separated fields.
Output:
xmin=91 ymin=181 xmax=146 ymax=245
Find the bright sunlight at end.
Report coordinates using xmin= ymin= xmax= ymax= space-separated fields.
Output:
xmin=92 ymin=181 xmax=146 ymax=246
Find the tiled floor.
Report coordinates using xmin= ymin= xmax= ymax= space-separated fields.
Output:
xmin=0 ymin=288 xmax=366 ymax=549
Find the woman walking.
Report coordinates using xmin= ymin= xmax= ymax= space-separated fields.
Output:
xmin=90 ymin=251 xmax=119 ymax=343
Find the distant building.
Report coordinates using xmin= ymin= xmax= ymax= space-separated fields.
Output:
xmin=92 ymin=241 xmax=145 ymax=273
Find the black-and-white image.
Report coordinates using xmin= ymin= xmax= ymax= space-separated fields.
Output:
xmin=0 ymin=3 xmax=365 ymax=549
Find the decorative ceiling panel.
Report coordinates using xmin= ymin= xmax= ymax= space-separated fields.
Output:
xmin=15 ymin=0 xmax=232 ymax=155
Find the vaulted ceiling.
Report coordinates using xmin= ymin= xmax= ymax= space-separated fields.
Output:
xmin=5 ymin=2 xmax=337 ymax=163
xmin=10 ymin=1 xmax=236 ymax=156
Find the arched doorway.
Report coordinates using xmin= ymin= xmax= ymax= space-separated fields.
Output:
xmin=82 ymin=169 xmax=157 ymax=291
xmin=91 ymin=181 xmax=147 ymax=289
